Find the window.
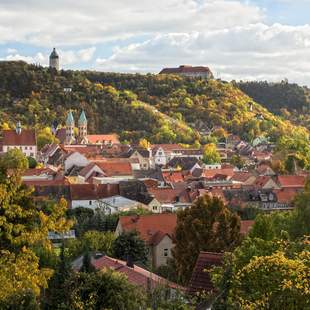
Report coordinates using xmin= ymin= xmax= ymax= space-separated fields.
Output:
xmin=25 ymin=146 xmax=28 ymax=150
xmin=158 ymin=151 xmax=163 ymax=155
xmin=89 ymin=201 xmax=92 ymax=206
xmin=153 ymin=206 xmax=157 ymax=210
xmin=164 ymin=249 xmax=169 ymax=257
xmin=29 ymin=146 xmax=32 ymax=150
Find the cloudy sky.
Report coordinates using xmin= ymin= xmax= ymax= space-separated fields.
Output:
xmin=1 ymin=0 xmax=310 ymax=85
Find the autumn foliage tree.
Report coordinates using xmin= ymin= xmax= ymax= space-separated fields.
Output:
xmin=0 ymin=149 xmax=72 ymax=303
xmin=172 ymin=195 xmax=241 ymax=284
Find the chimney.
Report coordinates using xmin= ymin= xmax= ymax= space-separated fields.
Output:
xmin=126 ymin=254 xmax=134 ymax=268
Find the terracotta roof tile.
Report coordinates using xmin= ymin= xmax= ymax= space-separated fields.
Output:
xmin=70 ymin=183 xmax=119 ymax=200
xmin=277 ymin=175 xmax=306 ymax=188
xmin=3 ymin=129 xmax=36 ymax=146
xmin=119 ymin=213 xmax=177 ymax=245
xmin=87 ymin=134 xmax=119 ymax=145
xmin=187 ymin=252 xmax=223 ymax=294
xmin=94 ymin=161 xmax=133 ymax=177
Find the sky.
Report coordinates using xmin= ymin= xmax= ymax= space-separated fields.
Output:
xmin=0 ymin=0 xmax=310 ymax=85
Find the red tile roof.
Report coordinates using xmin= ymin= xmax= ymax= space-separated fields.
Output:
xmin=23 ymin=177 xmax=69 ymax=187
xmin=94 ymin=161 xmax=133 ymax=177
xmin=160 ymin=65 xmax=212 ymax=75
xmin=3 ymin=129 xmax=36 ymax=146
xmin=231 ymin=171 xmax=255 ymax=183
xmin=69 ymin=183 xmax=119 ymax=200
xmin=162 ymin=171 xmax=184 ymax=183
xmin=203 ymin=168 xmax=234 ymax=179
xmin=87 ymin=134 xmax=119 ymax=145
xmin=91 ymin=255 xmax=181 ymax=290
xmin=118 ymin=213 xmax=177 ymax=245
xmin=119 ymin=214 xmax=252 ymax=244
xmin=187 ymin=252 xmax=223 ymax=294
xmin=274 ymin=188 xmax=300 ymax=204
xmin=22 ymin=167 xmax=56 ymax=177
xmin=277 ymin=175 xmax=306 ymax=188
xmin=148 ymin=187 xmax=191 ymax=204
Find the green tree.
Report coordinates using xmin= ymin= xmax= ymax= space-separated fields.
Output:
xmin=0 ymin=151 xmax=72 ymax=303
xmin=37 ymin=127 xmax=59 ymax=150
xmin=202 ymin=143 xmax=221 ymax=164
xmin=65 ymin=270 xmax=146 ymax=309
xmin=82 ymin=230 xmax=116 ymax=256
xmin=113 ymin=231 xmax=148 ymax=265
xmin=230 ymin=154 xmax=245 ymax=169
xmin=27 ymin=156 xmax=37 ymax=169
xmin=173 ymin=195 xmax=241 ymax=284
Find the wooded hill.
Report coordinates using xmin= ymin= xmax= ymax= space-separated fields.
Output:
xmin=0 ymin=61 xmax=309 ymax=167
xmin=237 ymin=80 xmax=310 ymax=131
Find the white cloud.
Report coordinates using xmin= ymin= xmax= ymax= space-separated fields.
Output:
xmin=0 ymin=0 xmax=263 ymax=46
xmin=96 ymin=23 xmax=310 ymax=85
xmin=3 ymin=47 xmax=96 ymax=67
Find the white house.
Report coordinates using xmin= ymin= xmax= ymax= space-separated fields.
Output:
xmin=2 ymin=123 xmax=37 ymax=159
xmin=64 ymin=152 xmax=90 ymax=172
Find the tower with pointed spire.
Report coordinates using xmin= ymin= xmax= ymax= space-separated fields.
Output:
xmin=49 ymin=48 xmax=59 ymax=70
xmin=78 ymin=110 xmax=87 ymax=141
xmin=65 ymin=111 xmax=75 ymax=144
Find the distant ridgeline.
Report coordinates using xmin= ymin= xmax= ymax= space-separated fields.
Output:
xmin=0 ymin=61 xmax=309 ymax=154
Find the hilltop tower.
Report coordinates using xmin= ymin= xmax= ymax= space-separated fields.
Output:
xmin=78 ymin=110 xmax=87 ymax=141
xmin=65 ymin=111 xmax=75 ymax=144
xmin=49 ymin=48 xmax=59 ymax=70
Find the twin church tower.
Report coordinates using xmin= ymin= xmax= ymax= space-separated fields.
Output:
xmin=65 ymin=110 xmax=87 ymax=145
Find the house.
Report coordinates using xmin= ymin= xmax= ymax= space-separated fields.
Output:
xmin=92 ymin=160 xmax=134 ymax=184
xmin=116 ymin=213 xmax=177 ymax=268
xmin=253 ymin=176 xmax=280 ymax=190
xmin=277 ymin=175 xmax=306 ymax=189
xmin=72 ymin=253 xmax=181 ymax=292
xmin=64 ymin=152 xmax=90 ymax=172
xmin=256 ymin=164 xmax=276 ymax=176
xmin=159 ymin=65 xmax=214 ymax=79
xmin=22 ymin=167 xmax=57 ymax=182
xmin=2 ymin=123 xmax=37 ymax=159
xmin=151 ymin=144 xmax=185 ymax=166
xmin=147 ymin=187 xmax=193 ymax=213
xmin=116 ymin=214 xmax=254 ymax=268
xmin=86 ymin=134 xmax=120 ymax=146
xmin=69 ymin=183 xmax=120 ymax=211
xmin=187 ymin=252 xmax=223 ymax=295
xmin=166 ymin=157 xmax=202 ymax=172
xmin=129 ymin=148 xmax=153 ymax=170
xmin=231 ymin=171 xmax=256 ymax=186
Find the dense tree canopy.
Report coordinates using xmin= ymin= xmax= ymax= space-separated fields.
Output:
xmin=0 ymin=149 xmax=72 ymax=303
xmin=173 ymin=195 xmax=241 ymax=284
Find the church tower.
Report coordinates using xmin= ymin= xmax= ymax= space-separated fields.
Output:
xmin=49 ymin=48 xmax=59 ymax=70
xmin=78 ymin=110 xmax=87 ymax=142
xmin=65 ymin=111 xmax=75 ymax=144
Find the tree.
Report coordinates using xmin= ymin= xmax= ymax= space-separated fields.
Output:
xmin=80 ymin=251 xmax=96 ymax=273
xmin=65 ymin=270 xmax=146 ymax=309
xmin=230 ymin=154 xmax=245 ymax=169
xmin=173 ymin=195 xmax=241 ymax=284
xmin=0 ymin=150 xmax=72 ymax=303
xmin=82 ymin=230 xmax=116 ymax=256
xmin=233 ymin=251 xmax=310 ymax=309
xmin=202 ymin=143 xmax=221 ymax=164
xmin=37 ymin=127 xmax=59 ymax=150
xmin=27 ymin=156 xmax=37 ymax=169
xmin=113 ymin=231 xmax=148 ymax=265
xmin=44 ymin=243 xmax=73 ymax=309
xmin=139 ymin=138 xmax=151 ymax=149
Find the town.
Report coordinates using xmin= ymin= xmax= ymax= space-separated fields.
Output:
xmin=0 ymin=13 xmax=310 ymax=305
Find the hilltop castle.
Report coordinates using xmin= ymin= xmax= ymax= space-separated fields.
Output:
xmin=49 ymin=48 xmax=59 ymax=70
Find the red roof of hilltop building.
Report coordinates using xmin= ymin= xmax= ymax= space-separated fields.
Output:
xmin=277 ymin=175 xmax=306 ymax=188
xmin=187 ymin=252 xmax=223 ymax=294
xmin=3 ymin=129 xmax=36 ymax=146
xmin=159 ymin=65 xmax=213 ymax=76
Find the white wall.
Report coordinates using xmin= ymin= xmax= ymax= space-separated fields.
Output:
xmin=3 ymin=145 xmax=37 ymax=159
xmin=64 ymin=152 xmax=89 ymax=172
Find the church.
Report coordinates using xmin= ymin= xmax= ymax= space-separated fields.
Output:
xmin=58 ymin=111 xmax=119 ymax=146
